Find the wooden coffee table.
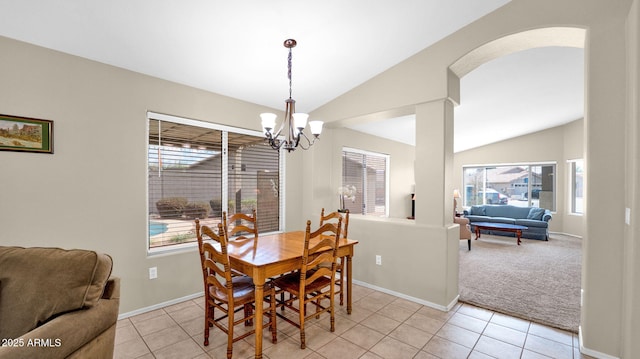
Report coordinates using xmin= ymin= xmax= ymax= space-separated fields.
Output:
xmin=473 ymin=222 xmax=528 ymax=245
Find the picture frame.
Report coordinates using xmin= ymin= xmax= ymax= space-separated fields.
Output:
xmin=0 ymin=114 xmax=53 ymax=154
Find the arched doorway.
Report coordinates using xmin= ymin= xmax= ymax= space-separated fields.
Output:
xmin=450 ymin=27 xmax=586 ymax=332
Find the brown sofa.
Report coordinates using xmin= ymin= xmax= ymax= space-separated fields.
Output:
xmin=0 ymin=247 xmax=120 ymax=359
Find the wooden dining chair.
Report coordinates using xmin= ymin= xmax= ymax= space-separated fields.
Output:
xmin=220 ymin=210 xmax=259 ymax=277
xmin=195 ymin=219 xmax=277 ymax=358
xmin=272 ymin=218 xmax=342 ymax=349
xmin=320 ymin=208 xmax=349 ymax=305
xmin=223 ymin=209 xmax=258 ymax=241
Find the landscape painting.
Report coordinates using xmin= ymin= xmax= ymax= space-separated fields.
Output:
xmin=0 ymin=114 xmax=53 ymax=153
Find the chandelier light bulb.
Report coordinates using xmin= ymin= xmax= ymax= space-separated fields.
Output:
xmin=260 ymin=113 xmax=277 ymax=133
xmin=309 ymin=121 xmax=324 ymax=136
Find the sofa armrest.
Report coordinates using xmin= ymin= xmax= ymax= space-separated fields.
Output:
xmin=103 ymin=277 xmax=120 ymax=300
xmin=543 ymin=210 xmax=553 ymax=222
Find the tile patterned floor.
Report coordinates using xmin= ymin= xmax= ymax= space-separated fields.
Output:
xmin=114 ymin=284 xmax=595 ymax=359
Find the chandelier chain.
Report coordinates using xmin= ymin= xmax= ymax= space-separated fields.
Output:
xmin=288 ymin=47 xmax=293 ymax=99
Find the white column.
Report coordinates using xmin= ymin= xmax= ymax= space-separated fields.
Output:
xmin=414 ymin=98 xmax=455 ymax=226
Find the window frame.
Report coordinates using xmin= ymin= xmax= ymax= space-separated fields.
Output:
xmin=462 ymin=162 xmax=557 ymax=211
xmin=341 ymin=147 xmax=390 ymax=217
xmin=568 ymin=159 xmax=584 ymax=215
xmin=146 ymin=111 xmax=284 ymax=255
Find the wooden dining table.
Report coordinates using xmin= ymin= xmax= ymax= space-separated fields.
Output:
xmin=223 ymin=230 xmax=358 ymax=359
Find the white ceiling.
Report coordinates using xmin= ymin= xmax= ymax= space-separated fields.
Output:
xmin=0 ymin=0 xmax=583 ymax=152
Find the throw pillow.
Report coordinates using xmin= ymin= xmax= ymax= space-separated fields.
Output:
xmin=469 ymin=205 xmax=485 ymax=215
xmin=527 ymin=207 xmax=545 ymax=220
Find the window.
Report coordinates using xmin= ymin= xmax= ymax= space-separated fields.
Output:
xmin=463 ymin=163 xmax=556 ymax=211
xmin=569 ymin=159 xmax=584 ymax=214
xmin=341 ymin=147 xmax=389 ymax=216
xmin=147 ymin=112 xmax=282 ymax=252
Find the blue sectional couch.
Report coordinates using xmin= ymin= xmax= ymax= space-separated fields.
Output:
xmin=463 ymin=204 xmax=552 ymax=241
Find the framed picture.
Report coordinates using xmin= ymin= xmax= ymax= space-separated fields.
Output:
xmin=0 ymin=114 xmax=53 ymax=154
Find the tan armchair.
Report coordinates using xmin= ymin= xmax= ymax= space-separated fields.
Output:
xmin=455 ymin=216 xmax=472 ymax=250
xmin=453 ymin=195 xmax=471 ymax=250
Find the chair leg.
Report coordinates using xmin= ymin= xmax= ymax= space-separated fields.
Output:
xmin=227 ymin=310 xmax=234 ymax=359
xmin=204 ymin=303 xmax=210 ymax=346
xmin=299 ymin=296 xmax=306 ymax=349
xmin=244 ymin=303 xmax=253 ymax=326
xmin=468 ymin=239 xmax=471 ymax=251
xmin=329 ymin=294 xmax=335 ymax=332
xmin=339 ymin=257 xmax=344 ymax=305
xmin=270 ymin=290 xmax=278 ymax=344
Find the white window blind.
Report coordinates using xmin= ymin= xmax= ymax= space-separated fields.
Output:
xmin=342 ymin=148 xmax=389 ymax=216
xmin=148 ymin=113 xmax=282 ymax=251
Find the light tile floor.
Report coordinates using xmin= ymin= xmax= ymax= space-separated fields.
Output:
xmin=114 ymin=284 xmax=595 ymax=359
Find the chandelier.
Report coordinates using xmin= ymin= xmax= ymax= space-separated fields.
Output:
xmin=260 ymin=39 xmax=323 ymax=152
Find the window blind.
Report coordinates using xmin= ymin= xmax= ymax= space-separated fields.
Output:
xmin=342 ymin=148 xmax=389 ymax=216
xmin=148 ymin=114 xmax=282 ymax=251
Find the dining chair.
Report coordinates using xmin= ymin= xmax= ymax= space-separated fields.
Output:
xmin=221 ymin=210 xmax=259 ymax=277
xmin=195 ymin=219 xmax=277 ymax=358
xmin=320 ymin=208 xmax=349 ymax=305
xmin=223 ymin=209 xmax=258 ymax=241
xmin=271 ymin=218 xmax=342 ymax=349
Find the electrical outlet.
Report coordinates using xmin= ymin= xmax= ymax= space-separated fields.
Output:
xmin=149 ymin=267 xmax=158 ymax=279
xmin=375 ymin=255 xmax=382 ymax=265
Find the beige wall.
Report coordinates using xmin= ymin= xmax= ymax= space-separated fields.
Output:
xmin=453 ymin=119 xmax=585 ymax=237
xmin=623 ymin=0 xmax=640 ymax=357
xmin=0 ymin=35 xmax=305 ymax=314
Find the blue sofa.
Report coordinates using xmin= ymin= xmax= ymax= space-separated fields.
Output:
xmin=463 ymin=204 xmax=552 ymax=241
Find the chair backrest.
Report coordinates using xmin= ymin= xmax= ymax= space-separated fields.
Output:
xmin=320 ymin=208 xmax=349 ymax=239
xmin=300 ymin=218 xmax=342 ymax=289
xmin=223 ymin=209 xmax=258 ymax=240
xmin=195 ymin=219 xmax=234 ymax=303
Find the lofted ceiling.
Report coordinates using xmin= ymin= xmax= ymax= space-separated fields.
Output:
xmin=0 ymin=1 xmax=583 ymax=152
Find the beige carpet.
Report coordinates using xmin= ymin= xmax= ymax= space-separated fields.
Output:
xmin=458 ymin=233 xmax=581 ymax=333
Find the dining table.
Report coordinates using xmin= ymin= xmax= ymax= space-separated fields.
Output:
xmin=223 ymin=230 xmax=359 ymax=359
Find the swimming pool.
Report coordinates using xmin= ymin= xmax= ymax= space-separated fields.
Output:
xmin=149 ymin=222 xmax=168 ymax=236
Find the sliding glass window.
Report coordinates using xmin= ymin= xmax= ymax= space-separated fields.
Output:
xmin=462 ymin=163 xmax=556 ymax=211
xmin=147 ymin=112 xmax=282 ymax=252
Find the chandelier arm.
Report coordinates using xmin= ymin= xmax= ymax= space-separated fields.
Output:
xmin=296 ymin=132 xmax=318 ymax=150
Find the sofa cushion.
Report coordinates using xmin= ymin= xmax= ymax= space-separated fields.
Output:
xmin=515 ymin=219 xmax=549 ymax=228
xmin=0 ymin=247 xmax=113 ymax=340
xmin=483 ymin=205 xmax=531 ymax=219
xmin=527 ymin=207 xmax=546 ymax=221
xmin=464 ymin=215 xmax=492 ymax=223
xmin=485 ymin=217 xmax=517 ymax=225
xmin=469 ymin=205 xmax=485 ymax=215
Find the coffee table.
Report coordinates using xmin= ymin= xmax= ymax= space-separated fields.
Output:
xmin=473 ymin=222 xmax=528 ymax=245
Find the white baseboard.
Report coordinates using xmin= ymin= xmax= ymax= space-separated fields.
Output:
xmin=549 ymin=231 xmax=583 ymax=239
xmin=579 ymin=326 xmax=620 ymax=359
xmin=118 ymin=291 xmax=204 ymax=320
xmin=353 ymin=279 xmax=459 ymax=312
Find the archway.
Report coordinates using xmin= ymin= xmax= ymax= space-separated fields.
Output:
xmin=449 ymin=26 xmax=586 ymax=330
